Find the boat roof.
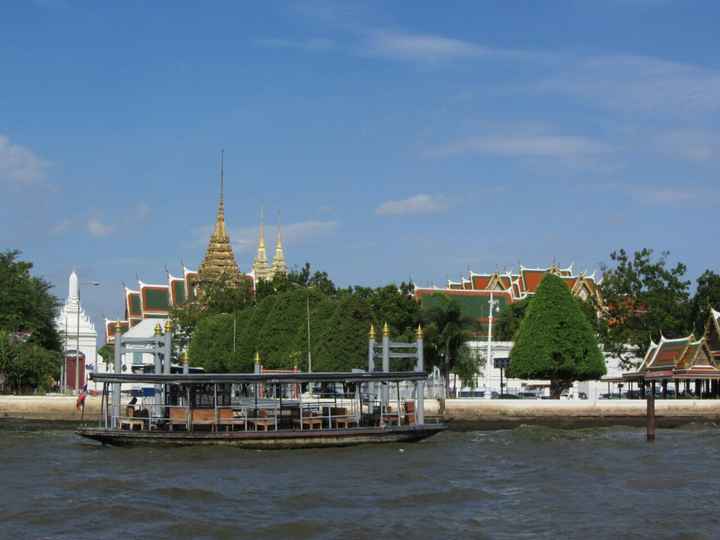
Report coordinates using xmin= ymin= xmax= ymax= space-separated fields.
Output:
xmin=90 ymin=371 xmax=426 ymax=384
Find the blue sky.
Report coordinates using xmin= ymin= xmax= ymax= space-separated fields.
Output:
xmin=1 ymin=0 xmax=719 ymax=328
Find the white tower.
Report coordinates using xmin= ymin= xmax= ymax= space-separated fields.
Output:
xmin=55 ymin=271 xmax=98 ymax=392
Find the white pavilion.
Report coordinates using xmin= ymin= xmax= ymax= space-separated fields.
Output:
xmin=55 ymin=271 xmax=98 ymax=392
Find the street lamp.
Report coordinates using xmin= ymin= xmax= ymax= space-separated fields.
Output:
xmin=485 ymin=292 xmax=500 ymax=399
xmin=75 ymin=279 xmax=100 ymax=394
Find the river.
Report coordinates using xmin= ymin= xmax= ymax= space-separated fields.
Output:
xmin=1 ymin=422 xmax=719 ymax=539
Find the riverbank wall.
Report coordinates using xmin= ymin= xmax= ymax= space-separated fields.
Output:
xmin=3 ymin=395 xmax=720 ymax=428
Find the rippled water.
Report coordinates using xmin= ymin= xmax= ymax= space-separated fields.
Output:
xmin=2 ymin=422 xmax=720 ymax=539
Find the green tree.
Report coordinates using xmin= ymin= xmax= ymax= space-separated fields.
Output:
xmin=0 ymin=331 xmax=60 ymax=393
xmin=237 ymin=295 xmax=277 ymax=363
xmin=0 ymin=250 xmax=61 ymax=352
xmin=421 ymin=294 xmax=478 ymax=392
xmin=257 ymin=288 xmax=313 ymax=368
xmin=598 ymin=248 xmax=691 ymax=367
xmin=496 ymin=296 xmax=598 ymax=342
xmin=495 ymin=297 xmax=532 ymax=341
xmin=97 ymin=343 xmax=114 ymax=369
xmin=314 ymin=294 xmax=371 ymax=372
xmin=188 ymin=313 xmax=252 ymax=373
xmin=690 ymin=270 xmax=720 ymax=336
xmin=508 ymin=274 xmax=605 ymax=398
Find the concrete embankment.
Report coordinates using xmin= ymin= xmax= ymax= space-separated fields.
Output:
xmin=0 ymin=395 xmax=101 ymax=422
xmin=2 ymin=396 xmax=720 ymax=429
xmin=430 ymin=398 xmax=720 ymax=429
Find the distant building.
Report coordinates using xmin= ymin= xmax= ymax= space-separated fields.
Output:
xmin=55 ymin=271 xmax=98 ymax=391
xmin=104 ymin=154 xmax=287 ymax=343
xmin=415 ymin=262 xmax=601 ymax=337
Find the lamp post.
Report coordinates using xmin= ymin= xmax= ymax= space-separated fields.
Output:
xmin=485 ymin=292 xmax=499 ymax=399
xmin=75 ymin=279 xmax=100 ymax=394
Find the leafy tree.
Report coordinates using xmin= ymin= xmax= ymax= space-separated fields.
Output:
xmin=0 ymin=331 xmax=60 ymax=393
xmin=0 ymin=250 xmax=61 ymax=352
xmin=495 ymin=297 xmax=532 ymax=341
xmin=421 ymin=294 xmax=478 ymax=392
xmin=257 ymin=288 xmax=313 ymax=368
xmin=314 ymin=294 xmax=371 ymax=372
xmin=188 ymin=312 xmax=254 ymax=373
xmin=496 ymin=296 xmax=598 ymax=342
xmin=508 ymin=274 xmax=605 ymax=398
xmin=690 ymin=270 xmax=720 ymax=336
xmin=288 ymin=290 xmax=336 ymax=372
xmin=97 ymin=343 xmax=114 ymax=369
xmin=171 ymin=275 xmax=253 ymax=351
xmin=237 ymin=295 xmax=277 ymax=363
xmin=598 ymin=248 xmax=691 ymax=367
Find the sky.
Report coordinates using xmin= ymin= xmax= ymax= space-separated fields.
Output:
xmin=1 ymin=0 xmax=719 ymax=331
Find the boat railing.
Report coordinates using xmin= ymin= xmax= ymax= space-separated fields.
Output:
xmin=109 ymin=394 xmax=427 ymax=432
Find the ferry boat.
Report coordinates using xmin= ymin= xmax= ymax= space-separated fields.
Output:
xmin=76 ymin=371 xmax=446 ymax=448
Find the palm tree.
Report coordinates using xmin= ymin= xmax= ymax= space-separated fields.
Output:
xmin=422 ymin=294 xmax=477 ymax=396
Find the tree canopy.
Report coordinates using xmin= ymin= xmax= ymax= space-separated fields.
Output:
xmin=0 ymin=250 xmax=61 ymax=393
xmin=508 ymin=274 xmax=605 ymax=398
xmin=598 ymin=248 xmax=691 ymax=367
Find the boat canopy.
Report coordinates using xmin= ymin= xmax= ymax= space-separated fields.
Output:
xmin=90 ymin=371 xmax=426 ymax=385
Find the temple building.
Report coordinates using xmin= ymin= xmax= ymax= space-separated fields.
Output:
xmin=104 ymin=153 xmax=288 ymax=344
xmin=55 ymin=271 xmax=98 ymax=391
xmin=415 ymin=262 xmax=601 ymax=336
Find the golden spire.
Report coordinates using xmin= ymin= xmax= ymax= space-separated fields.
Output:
xmin=383 ymin=322 xmax=389 ymax=337
xmin=271 ymin=210 xmax=288 ymax=277
xmin=154 ymin=323 xmax=163 ymax=336
xmin=164 ymin=319 xmax=173 ymax=334
xmin=198 ymin=150 xmax=242 ymax=286
xmin=369 ymin=324 xmax=376 ymax=340
xmin=416 ymin=324 xmax=423 ymax=339
xmin=252 ymin=207 xmax=271 ymax=281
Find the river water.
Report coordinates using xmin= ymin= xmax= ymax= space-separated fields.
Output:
xmin=1 ymin=422 xmax=719 ymax=539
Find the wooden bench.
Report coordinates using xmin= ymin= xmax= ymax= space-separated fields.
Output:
xmin=120 ymin=419 xmax=144 ymax=431
xmin=332 ymin=416 xmax=358 ymax=429
xmin=248 ymin=418 xmax=277 ymax=431
xmin=294 ymin=416 xmax=323 ymax=430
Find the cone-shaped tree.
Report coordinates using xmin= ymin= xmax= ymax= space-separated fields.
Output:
xmin=508 ymin=273 xmax=605 ymax=398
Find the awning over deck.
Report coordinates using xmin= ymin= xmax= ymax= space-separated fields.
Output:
xmin=90 ymin=371 xmax=427 ymax=385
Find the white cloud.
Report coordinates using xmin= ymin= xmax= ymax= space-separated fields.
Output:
xmin=0 ymin=134 xmax=49 ymax=185
xmin=365 ymin=30 xmax=492 ymax=62
xmin=537 ymin=54 xmax=720 ymax=115
xmin=193 ymin=220 xmax=338 ymax=253
xmin=626 ymin=185 xmax=719 ymax=206
xmin=87 ymin=217 xmax=114 ymax=237
xmin=376 ymin=194 xmax=449 ymax=216
xmin=428 ymin=133 xmax=611 ymax=159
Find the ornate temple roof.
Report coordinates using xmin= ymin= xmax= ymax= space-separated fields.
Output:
xmin=198 ymin=151 xmax=242 ymax=286
xmin=252 ymin=208 xmax=272 ymax=282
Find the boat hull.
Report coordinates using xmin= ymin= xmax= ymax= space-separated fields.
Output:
xmin=76 ymin=424 xmax=447 ymax=449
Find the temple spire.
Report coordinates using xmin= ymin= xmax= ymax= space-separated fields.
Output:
xmin=252 ymin=207 xmax=271 ymax=281
xmin=198 ymin=150 xmax=242 ymax=286
xmin=271 ymin=210 xmax=288 ymax=277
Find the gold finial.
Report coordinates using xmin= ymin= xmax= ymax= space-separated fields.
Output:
xmin=416 ymin=324 xmax=423 ymax=339
xmin=180 ymin=351 xmax=188 ymax=364
xmin=154 ymin=323 xmax=163 ymax=336
xmin=369 ymin=324 xmax=376 ymax=340
xmin=383 ymin=322 xmax=389 ymax=337
xmin=164 ymin=319 xmax=173 ymax=334
xmin=255 ymin=351 xmax=261 ymax=364
xmin=114 ymin=321 xmax=122 ymax=334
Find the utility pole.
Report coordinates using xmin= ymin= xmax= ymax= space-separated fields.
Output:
xmin=485 ymin=291 xmax=498 ymax=399
xmin=306 ymin=294 xmax=312 ymax=373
